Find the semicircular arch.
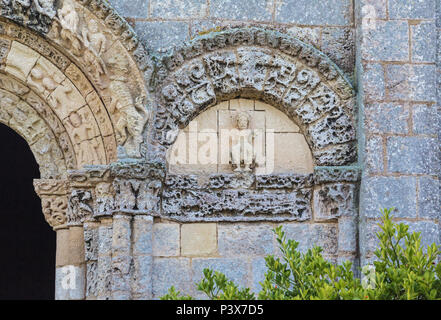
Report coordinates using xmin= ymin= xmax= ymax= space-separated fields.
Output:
xmin=149 ymin=27 xmax=356 ymax=167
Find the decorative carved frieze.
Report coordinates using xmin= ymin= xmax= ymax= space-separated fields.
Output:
xmin=162 ymin=188 xmax=312 ymax=222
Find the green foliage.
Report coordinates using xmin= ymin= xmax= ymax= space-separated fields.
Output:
xmin=161 ymin=209 xmax=441 ymax=300
xmin=257 ymin=226 xmax=364 ymax=300
xmin=197 ymin=269 xmax=256 ymax=300
xmin=160 ymin=286 xmax=193 ymax=300
xmin=367 ymin=208 xmax=441 ymax=300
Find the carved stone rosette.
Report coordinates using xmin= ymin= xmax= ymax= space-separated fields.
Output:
xmin=33 ymin=179 xmax=69 ymax=229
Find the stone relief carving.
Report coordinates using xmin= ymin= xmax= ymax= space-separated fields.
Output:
xmin=95 ymin=182 xmax=114 ymax=217
xmin=108 ymin=73 xmax=148 ymax=158
xmin=0 ymin=88 xmax=67 ymax=178
xmin=82 ymin=19 xmax=105 ymax=56
xmin=1 ymin=0 xmax=153 ymax=160
xmin=314 ymin=183 xmax=356 ymax=221
xmin=68 ymin=189 xmax=94 ymax=225
xmin=34 ymin=179 xmax=68 ymax=228
xmin=0 ymin=0 xmax=56 ymax=33
xmin=230 ymin=111 xmax=256 ymax=173
xmin=40 ymin=196 xmax=68 ymax=227
xmin=0 ymin=16 xmax=360 ymax=229
xmin=151 ymin=27 xmax=356 ymax=168
xmin=162 ymin=187 xmax=312 ymax=222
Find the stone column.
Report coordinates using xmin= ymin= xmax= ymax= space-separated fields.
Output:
xmin=110 ymin=160 xmax=165 ymax=300
xmin=111 ymin=213 xmax=133 ymax=300
xmin=67 ymin=167 xmax=114 ymax=300
xmin=65 ymin=188 xmax=93 ymax=300
xmin=33 ymin=179 xmax=80 ymax=300
xmin=132 ymin=215 xmax=153 ymax=299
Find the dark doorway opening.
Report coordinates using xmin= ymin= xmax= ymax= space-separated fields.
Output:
xmin=0 ymin=123 xmax=56 ymax=300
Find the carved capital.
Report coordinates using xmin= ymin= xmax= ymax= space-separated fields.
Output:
xmin=33 ymin=179 xmax=68 ymax=228
xmin=113 ymin=178 xmax=162 ymax=215
xmin=94 ymin=182 xmax=115 ymax=217
xmin=67 ymin=189 xmax=94 ymax=226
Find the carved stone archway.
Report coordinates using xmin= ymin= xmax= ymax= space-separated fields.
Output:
xmin=148 ymin=27 xmax=356 ymax=167
xmin=133 ymin=28 xmax=360 ymax=223
xmin=0 ymin=0 xmax=154 ymax=300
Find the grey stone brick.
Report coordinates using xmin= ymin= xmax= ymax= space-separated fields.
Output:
xmin=358 ymin=0 xmax=387 ymax=19
xmin=388 ymin=0 xmax=436 ymax=19
xmin=359 ymin=219 xmax=381 ymax=255
xmin=275 ymin=0 xmax=352 ymax=26
xmin=152 ymin=258 xmax=192 ymax=298
xmin=413 ymin=104 xmax=438 ymax=135
xmin=132 ymin=255 xmax=153 ymax=298
xmin=365 ymin=103 xmax=409 ymax=134
xmin=211 ymin=0 xmax=272 ymax=21
xmin=402 ymin=221 xmax=440 ymax=247
xmin=338 ymin=217 xmax=358 ymax=253
xmin=386 ymin=64 xmax=437 ymax=102
xmin=108 ymin=0 xmax=149 ymax=19
xmin=153 ymin=223 xmax=180 ymax=257
xmin=418 ymin=177 xmax=440 ymax=219
xmin=251 ymin=258 xmax=267 ymax=293
xmin=218 ymin=224 xmax=275 ymax=257
xmin=112 ymin=216 xmax=131 ymax=254
xmin=437 ymin=0 xmax=441 ymax=27
xmin=133 ymin=216 xmax=153 ymax=256
xmin=361 ymin=219 xmax=440 ymax=259
xmin=387 ymin=136 xmax=440 ymax=175
xmin=360 ymin=176 xmax=417 ymax=218
xmin=365 ymin=135 xmax=384 ymax=174
xmin=321 ymin=27 xmax=355 ymax=76
xmin=411 ymin=22 xmax=437 ymax=63
xmin=362 ymin=20 xmax=409 ymax=61
xmin=151 ymin=0 xmax=208 ymax=19
xmin=134 ymin=21 xmax=189 ymax=53
xmin=192 ymin=258 xmax=249 ymax=290
xmin=362 ymin=63 xmax=385 ymax=100
xmin=280 ymin=223 xmax=338 ymax=255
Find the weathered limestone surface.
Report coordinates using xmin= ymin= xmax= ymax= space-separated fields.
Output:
xmin=0 ymin=0 xmax=438 ymax=301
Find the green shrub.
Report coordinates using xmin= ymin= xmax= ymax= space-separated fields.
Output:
xmin=161 ymin=209 xmax=441 ymax=300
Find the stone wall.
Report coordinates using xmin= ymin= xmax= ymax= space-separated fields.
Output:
xmin=0 ymin=0 xmax=438 ymax=300
xmin=109 ymin=0 xmax=355 ymax=79
xmin=105 ymin=0 xmax=358 ymax=298
xmin=355 ymin=0 xmax=441 ymax=265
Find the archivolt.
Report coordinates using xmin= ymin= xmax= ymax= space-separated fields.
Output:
xmin=149 ymin=27 xmax=356 ymax=167
xmin=0 ymin=0 xmax=153 ymax=161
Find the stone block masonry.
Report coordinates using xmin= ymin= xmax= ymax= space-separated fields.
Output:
xmin=0 ymin=0 xmax=438 ymax=301
xmin=109 ymin=0 xmax=356 ymax=80
xmin=356 ymin=0 xmax=440 ymax=265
